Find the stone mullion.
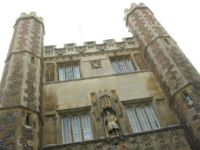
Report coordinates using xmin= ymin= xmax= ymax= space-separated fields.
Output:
xmin=78 ymin=114 xmax=84 ymax=141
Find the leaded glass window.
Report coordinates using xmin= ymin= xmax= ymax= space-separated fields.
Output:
xmin=62 ymin=114 xmax=93 ymax=144
xmin=111 ymin=57 xmax=135 ymax=74
xmin=127 ymin=104 xmax=160 ymax=133
xmin=58 ymin=63 xmax=80 ymax=81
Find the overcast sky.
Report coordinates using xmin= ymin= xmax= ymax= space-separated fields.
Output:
xmin=0 ymin=0 xmax=200 ymax=80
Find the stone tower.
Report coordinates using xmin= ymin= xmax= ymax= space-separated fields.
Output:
xmin=0 ymin=12 xmax=44 ymax=149
xmin=125 ymin=3 xmax=200 ymax=149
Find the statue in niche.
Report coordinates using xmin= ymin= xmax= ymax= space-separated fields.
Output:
xmin=104 ymin=110 xmax=120 ymax=136
xmin=45 ymin=63 xmax=55 ymax=81
xmin=99 ymin=95 xmax=120 ymax=136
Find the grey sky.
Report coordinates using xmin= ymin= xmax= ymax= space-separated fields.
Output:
xmin=0 ymin=0 xmax=200 ymax=79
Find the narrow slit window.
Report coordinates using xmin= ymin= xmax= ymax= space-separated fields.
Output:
xmin=183 ymin=92 xmax=193 ymax=105
xmin=26 ymin=113 xmax=31 ymax=126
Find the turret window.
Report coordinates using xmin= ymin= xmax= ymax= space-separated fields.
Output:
xmin=183 ymin=92 xmax=193 ymax=105
xmin=26 ymin=113 xmax=31 ymax=126
xmin=31 ymin=56 xmax=36 ymax=64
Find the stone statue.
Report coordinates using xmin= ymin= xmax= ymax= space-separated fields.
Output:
xmin=104 ymin=110 xmax=120 ymax=136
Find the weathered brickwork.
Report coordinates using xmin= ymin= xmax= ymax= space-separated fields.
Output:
xmin=0 ymin=62 xmax=9 ymax=103
xmin=17 ymin=19 xmax=30 ymax=51
xmin=0 ymin=12 xmax=44 ymax=150
xmin=20 ymin=126 xmax=34 ymax=150
xmin=125 ymin=3 xmax=200 ymax=149
xmin=1 ymin=54 xmax=24 ymax=107
xmin=0 ymin=111 xmax=16 ymax=150
xmin=32 ymin=20 xmax=43 ymax=55
xmin=43 ymin=127 xmax=191 ymax=150
xmin=24 ymin=64 xmax=37 ymax=110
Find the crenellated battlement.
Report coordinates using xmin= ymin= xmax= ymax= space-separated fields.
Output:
xmin=44 ymin=37 xmax=139 ymax=57
xmin=14 ymin=12 xmax=44 ymax=29
xmin=124 ymin=3 xmax=152 ymax=26
xmin=20 ymin=12 xmax=43 ymax=21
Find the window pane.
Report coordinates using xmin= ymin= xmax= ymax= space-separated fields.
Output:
xmin=127 ymin=108 xmax=141 ymax=133
xmin=111 ymin=57 xmax=135 ymax=74
xmin=144 ymin=105 xmax=160 ymax=129
xmin=74 ymin=65 xmax=80 ymax=79
xmin=58 ymin=63 xmax=80 ymax=81
xmin=65 ymin=66 xmax=71 ymax=80
xmin=81 ymin=114 xmax=93 ymax=140
xmin=58 ymin=66 xmax=65 ymax=81
xmin=135 ymin=106 xmax=151 ymax=131
xmin=71 ymin=116 xmax=82 ymax=142
xmin=125 ymin=59 xmax=135 ymax=72
xmin=62 ymin=117 xmax=72 ymax=144
xmin=111 ymin=61 xmax=118 ymax=74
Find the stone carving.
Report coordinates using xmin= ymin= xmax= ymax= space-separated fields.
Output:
xmin=104 ymin=110 xmax=120 ymax=136
xmin=116 ymin=42 xmax=125 ymax=49
xmin=90 ymin=60 xmax=102 ymax=69
xmin=99 ymin=95 xmax=120 ymax=136
xmin=92 ymin=90 xmax=121 ymax=137
xmin=45 ymin=63 xmax=55 ymax=81
xmin=55 ymin=48 xmax=65 ymax=55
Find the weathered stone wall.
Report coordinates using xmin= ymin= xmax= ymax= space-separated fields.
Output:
xmin=42 ymin=60 xmax=178 ymax=145
xmin=42 ymin=126 xmax=191 ymax=150
xmin=0 ymin=108 xmax=39 ymax=150
xmin=0 ymin=12 xmax=44 ymax=149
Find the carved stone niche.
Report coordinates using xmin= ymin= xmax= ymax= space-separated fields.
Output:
xmin=45 ymin=63 xmax=55 ymax=82
xmin=91 ymin=90 xmax=123 ymax=137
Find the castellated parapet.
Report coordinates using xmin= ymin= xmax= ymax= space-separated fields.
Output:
xmin=44 ymin=37 xmax=139 ymax=57
xmin=15 ymin=12 xmax=44 ymax=26
xmin=124 ymin=3 xmax=151 ymax=25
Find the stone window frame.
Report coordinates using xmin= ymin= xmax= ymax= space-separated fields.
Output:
xmin=57 ymin=60 xmax=81 ymax=81
xmin=122 ymin=98 xmax=160 ymax=133
xmin=109 ymin=54 xmax=137 ymax=74
xmin=58 ymin=107 xmax=93 ymax=144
